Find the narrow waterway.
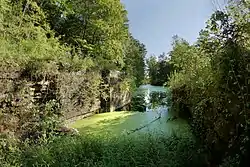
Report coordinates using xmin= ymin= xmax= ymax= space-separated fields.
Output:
xmin=70 ymin=85 xmax=191 ymax=138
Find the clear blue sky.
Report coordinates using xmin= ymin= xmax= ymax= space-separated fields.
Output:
xmin=121 ymin=0 xmax=218 ymax=56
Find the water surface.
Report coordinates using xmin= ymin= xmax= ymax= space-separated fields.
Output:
xmin=70 ymin=85 xmax=191 ymax=138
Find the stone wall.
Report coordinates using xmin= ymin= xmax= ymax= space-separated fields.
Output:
xmin=0 ymin=69 xmax=132 ymax=135
xmin=0 ymin=69 xmax=101 ymax=136
xmin=110 ymin=83 xmax=131 ymax=112
xmin=58 ymin=71 xmax=101 ymax=120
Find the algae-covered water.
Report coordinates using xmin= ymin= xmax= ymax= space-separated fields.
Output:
xmin=22 ymin=85 xmax=199 ymax=167
xmin=70 ymin=85 xmax=191 ymax=138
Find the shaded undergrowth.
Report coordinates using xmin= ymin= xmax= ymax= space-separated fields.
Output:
xmin=19 ymin=134 xmax=206 ymax=167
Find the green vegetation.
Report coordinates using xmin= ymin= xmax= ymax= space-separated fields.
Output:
xmin=0 ymin=0 xmax=147 ymax=166
xmin=167 ymin=1 xmax=250 ymax=166
xmin=1 ymin=0 xmax=250 ymax=166
xmin=146 ymin=53 xmax=173 ymax=86
xmin=142 ymin=1 xmax=250 ymax=166
xmin=0 ymin=0 xmax=145 ymax=138
xmin=20 ymin=135 xmax=204 ymax=167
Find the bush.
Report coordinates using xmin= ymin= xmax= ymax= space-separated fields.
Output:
xmin=20 ymin=134 xmax=206 ymax=167
xmin=168 ymin=1 xmax=250 ymax=166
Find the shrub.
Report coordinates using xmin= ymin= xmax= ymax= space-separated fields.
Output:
xmin=21 ymin=134 xmax=206 ymax=167
xmin=168 ymin=1 xmax=250 ymax=165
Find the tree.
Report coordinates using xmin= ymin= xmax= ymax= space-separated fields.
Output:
xmin=146 ymin=53 xmax=173 ymax=86
xmin=146 ymin=55 xmax=158 ymax=85
xmin=41 ymin=0 xmax=129 ymax=71
xmin=168 ymin=1 xmax=250 ymax=165
xmin=157 ymin=53 xmax=172 ymax=85
xmin=123 ymin=35 xmax=147 ymax=86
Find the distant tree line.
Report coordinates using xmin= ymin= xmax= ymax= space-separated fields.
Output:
xmin=146 ymin=53 xmax=173 ymax=86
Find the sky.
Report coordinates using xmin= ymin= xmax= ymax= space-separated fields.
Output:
xmin=121 ymin=0 xmax=224 ymax=57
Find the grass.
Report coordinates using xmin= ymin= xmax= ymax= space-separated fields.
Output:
xmin=20 ymin=134 xmax=206 ymax=167
xmin=2 ymin=111 xmax=205 ymax=167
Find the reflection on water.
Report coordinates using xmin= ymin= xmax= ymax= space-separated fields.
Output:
xmin=131 ymin=84 xmax=168 ymax=113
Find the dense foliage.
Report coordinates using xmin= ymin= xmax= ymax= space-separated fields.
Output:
xmin=1 ymin=0 xmax=250 ymax=166
xmin=168 ymin=1 xmax=250 ymax=165
xmin=10 ymin=135 xmax=205 ymax=167
xmin=0 ymin=0 xmax=146 ymax=162
xmin=146 ymin=53 xmax=173 ymax=86
xmin=124 ymin=35 xmax=147 ymax=87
